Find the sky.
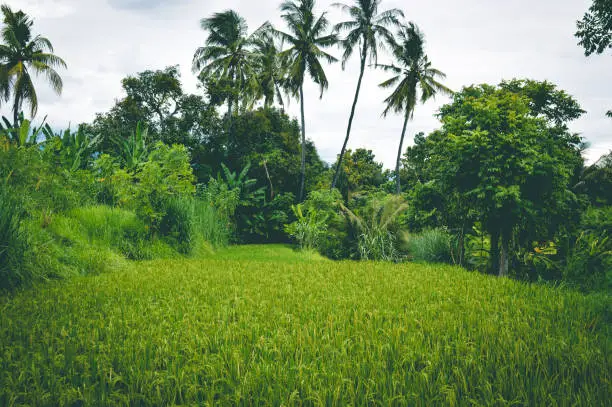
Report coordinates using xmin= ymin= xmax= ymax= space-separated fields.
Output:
xmin=4 ymin=0 xmax=612 ymax=167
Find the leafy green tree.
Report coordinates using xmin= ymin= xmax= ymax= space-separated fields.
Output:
xmin=0 ymin=5 xmax=66 ymax=127
xmin=575 ymin=0 xmax=612 ymax=56
xmin=333 ymin=148 xmax=384 ymax=200
xmin=272 ymin=0 xmax=338 ymax=201
xmin=425 ymin=84 xmax=584 ymax=277
xmin=499 ymin=79 xmax=586 ymax=127
xmin=222 ymin=107 xmax=327 ymax=198
xmin=378 ymin=22 xmax=451 ymax=195
xmin=120 ymin=66 xmax=183 ymax=134
xmin=90 ymin=67 xmax=221 ymax=160
xmin=330 ymin=0 xmax=403 ymax=190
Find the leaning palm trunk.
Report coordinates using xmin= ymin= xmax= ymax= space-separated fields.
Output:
xmin=298 ymin=84 xmax=307 ymax=202
xmin=395 ymin=109 xmax=410 ymax=195
xmin=332 ymin=42 xmax=368 ymax=190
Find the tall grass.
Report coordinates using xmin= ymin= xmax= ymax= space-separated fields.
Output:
xmin=70 ymin=206 xmax=152 ymax=260
xmin=160 ymin=197 xmax=230 ymax=254
xmin=407 ymin=228 xmax=454 ymax=264
xmin=0 ymin=187 xmax=29 ymax=289
xmin=0 ymin=251 xmax=608 ymax=405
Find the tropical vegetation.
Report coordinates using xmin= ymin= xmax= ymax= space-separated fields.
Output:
xmin=0 ymin=0 xmax=610 ymax=404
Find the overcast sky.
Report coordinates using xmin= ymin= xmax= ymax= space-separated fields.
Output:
xmin=5 ymin=0 xmax=611 ymax=167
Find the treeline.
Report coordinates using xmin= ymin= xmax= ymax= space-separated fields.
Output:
xmin=1 ymin=1 xmax=610 ymax=292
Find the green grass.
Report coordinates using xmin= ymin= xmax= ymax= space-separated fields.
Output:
xmin=204 ymin=244 xmax=328 ymax=262
xmin=0 ymin=246 xmax=609 ymax=406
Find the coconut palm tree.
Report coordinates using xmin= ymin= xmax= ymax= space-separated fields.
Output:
xmin=330 ymin=0 xmax=403 ymax=190
xmin=271 ymin=0 xmax=338 ymax=201
xmin=250 ymin=32 xmax=287 ymax=109
xmin=378 ymin=22 xmax=452 ymax=194
xmin=192 ymin=10 xmax=258 ymax=118
xmin=0 ymin=5 xmax=66 ymax=128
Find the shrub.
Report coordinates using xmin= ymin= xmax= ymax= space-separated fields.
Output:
xmin=0 ymin=187 xmax=29 ymax=290
xmin=562 ymin=231 xmax=611 ymax=291
xmin=112 ymin=143 xmax=196 ymax=228
xmin=304 ymin=189 xmax=350 ymax=259
xmin=285 ymin=204 xmax=328 ymax=251
xmin=407 ymin=228 xmax=454 ymax=264
xmin=343 ymin=194 xmax=408 ymax=262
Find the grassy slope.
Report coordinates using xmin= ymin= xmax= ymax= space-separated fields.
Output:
xmin=0 ymin=245 xmax=609 ymax=406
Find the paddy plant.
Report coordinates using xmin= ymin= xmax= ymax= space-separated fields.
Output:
xmin=0 ymin=250 xmax=608 ymax=406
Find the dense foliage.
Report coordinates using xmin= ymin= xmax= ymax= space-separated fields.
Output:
xmin=0 ymin=1 xmax=609 ymax=293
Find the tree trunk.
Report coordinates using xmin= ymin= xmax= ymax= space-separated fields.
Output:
xmin=263 ymin=160 xmax=274 ymax=200
xmin=226 ymin=96 xmax=233 ymax=158
xmin=490 ymin=228 xmax=500 ymax=275
xmin=498 ymin=229 xmax=510 ymax=277
xmin=13 ymin=95 xmax=20 ymax=129
xmin=298 ymin=84 xmax=306 ymax=202
xmin=456 ymin=224 xmax=466 ymax=266
xmin=395 ymin=110 xmax=410 ymax=195
xmin=331 ymin=42 xmax=368 ymax=190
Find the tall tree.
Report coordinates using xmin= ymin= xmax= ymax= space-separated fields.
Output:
xmin=0 ymin=5 xmax=66 ymax=127
xmin=576 ymin=0 xmax=612 ymax=56
xmin=192 ymin=10 xmax=257 ymax=119
xmin=330 ymin=0 xmax=403 ymax=190
xmin=251 ymin=33 xmax=287 ymax=109
xmin=272 ymin=0 xmax=338 ymax=201
xmin=378 ymin=22 xmax=451 ymax=194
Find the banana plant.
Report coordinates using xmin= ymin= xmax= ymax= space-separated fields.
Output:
xmin=0 ymin=114 xmax=47 ymax=148
xmin=218 ymin=162 xmax=266 ymax=204
xmin=40 ymin=124 xmax=101 ymax=171
xmin=112 ymin=122 xmax=149 ymax=171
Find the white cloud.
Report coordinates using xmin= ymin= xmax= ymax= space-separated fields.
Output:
xmin=2 ymin=0 xmax=610 ymax=166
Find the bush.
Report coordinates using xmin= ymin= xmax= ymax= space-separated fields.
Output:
xmin=109 ymin=143 xmax=196 ymax=228
xmin=407 ymin=228 xmax=454 ymax=264
xmin=160 ymin=197 xmax=231 ymax=254
xmin=343 ymin=194 xmax=408 ymax=262
xmin=0 ymin=187 xmax=29 ymax=290
xmin=562 ymin=231 xmax=611 ymax=291
xmin=285 ymin=203 xmax=328 ymax=251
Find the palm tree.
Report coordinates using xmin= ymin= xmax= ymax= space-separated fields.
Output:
xmin=378 ymin=22 xmax=452 ymax=194
xmin=192 ymin=10 xmax=258 ymax=119
xmin=272 ymin=0 xmax=338 ymax=201
xmin=251 ymin=32 xmax=287 ymax=109
xmin=0 ymin=5 xmax=66 ymax=128
xmin=330 ymin=0 xmax=403 ymax=190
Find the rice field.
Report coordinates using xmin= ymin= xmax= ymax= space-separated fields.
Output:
xmin=0 ymin=245 xmax=609 ymax=406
